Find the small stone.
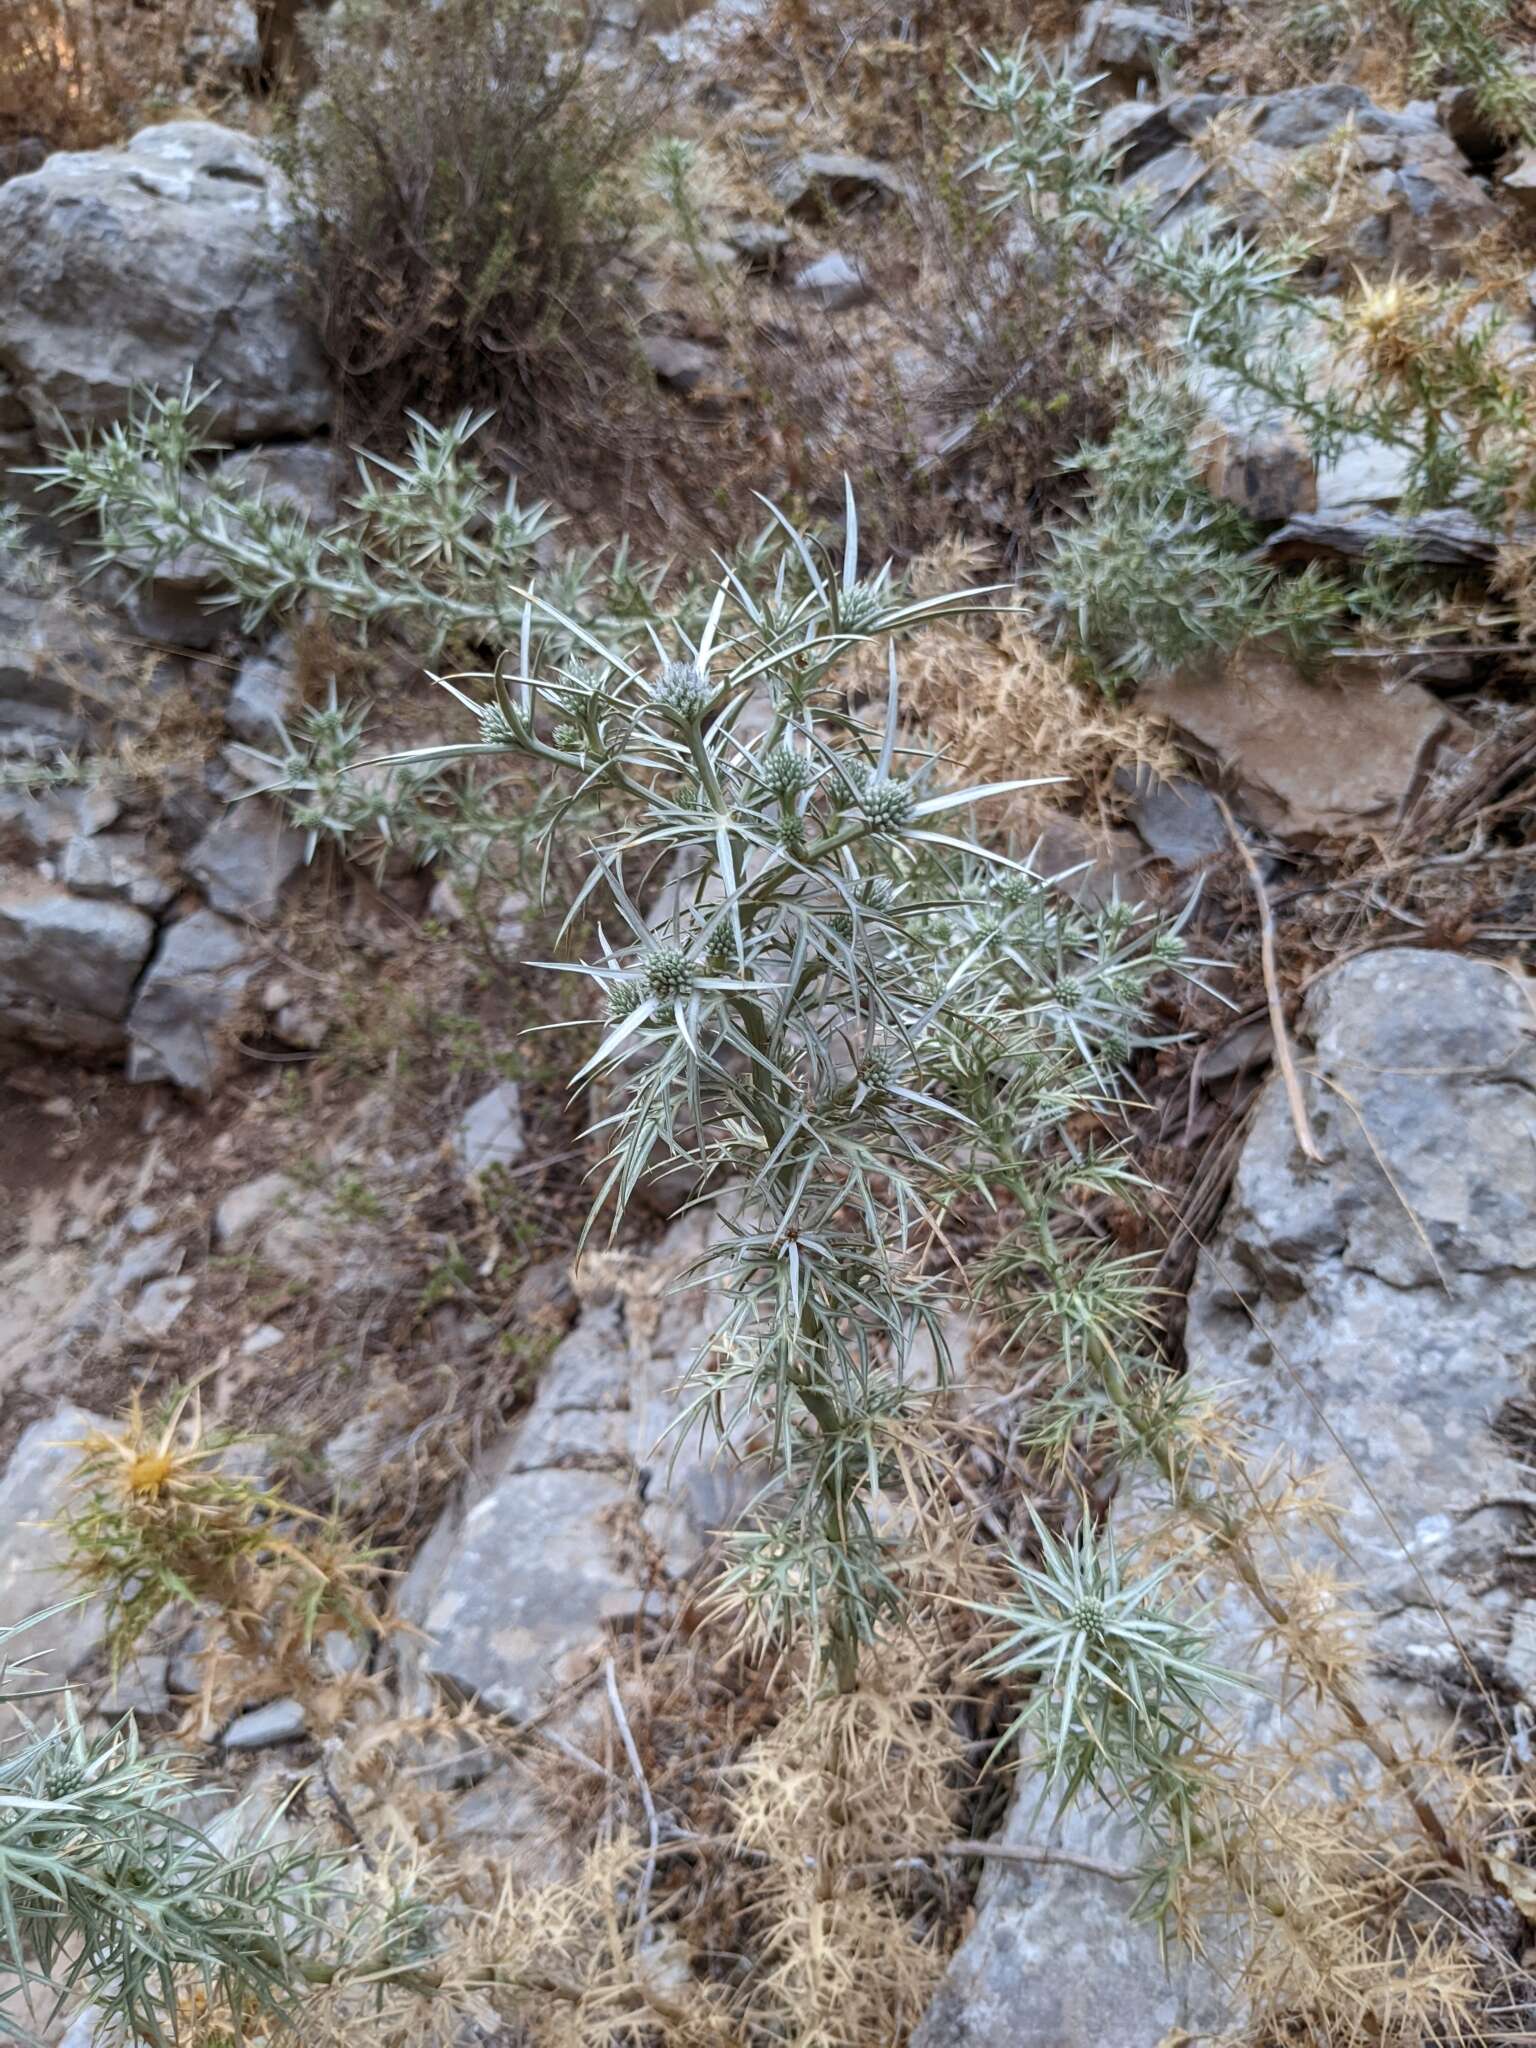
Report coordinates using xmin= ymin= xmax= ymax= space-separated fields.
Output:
xmin=273 ymin=1000 xmax=328 ymax=1050
xmin=185 ymin=799 xmax=305 ymax=923
xmin=1503 ymin=147 xmax=1536 ymax=218
xmin=0 ymin=877 xmax=156 ymax=1054
xmin=1120 ymin=768 xmax=1228 ymax=869
xmin=220 ymin=1698 xmax=307 ymax=1751
xmin=129 ymin=1274 xmax=195 ymax=1340
xmin=214 ymin=1173 xmax=294 ymax=1250
xmin=515 ymin=1255 xmax=579 ymax=1331
xmin=0 ymin=1405 xmax=112 ymax=1680
xmin=1077 ymin=3 xmax=1194 ymax=84
xmin=723 ymin=219 xmax=790 ymax=272
xmin=641 ymin=332 xmax=719 ymax=393
xmin=60 ymin=831 xmax=180 ymax=913
xmin=792 ymin=250 xmax=872 ymax=311
xmin=1504 ymin=1601 xmax=1536 ymax=1698
xmin=226 ymin=644 xmax=295 ymax=747
xmin=126 ymin=908 xmax=258 ymax=1097
xmin=455 ymin=1082 xmax=527 ymax=1179
xmin=774 ymin=150 xmax=911 ymax=220
xmin=98 ymin=1653 xmax=172 ymax=1720
xmin=240 ymin=1322 xmax=285 ymax=1355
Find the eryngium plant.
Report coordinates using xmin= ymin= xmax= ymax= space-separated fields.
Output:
xmin=364 ymin=489 xmax=1195 ymax=1687
xmin=0 ymin=1614 xmax=337 ymax=2046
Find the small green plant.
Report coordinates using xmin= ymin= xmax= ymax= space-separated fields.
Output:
xmin=972 ymin=1510 xmax=1230 ymax=1914
xmin=33 ymin=393 xmax=1207 ymax=1694
xmin=1396 ymin=0 xmax=1536 ymax=137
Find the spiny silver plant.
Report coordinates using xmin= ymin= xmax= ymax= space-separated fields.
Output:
xmin=962 ymin=38 xmax=1536 ymax=683
xmin=29 ymin=387 xmax=663 ymax=660
xmin=338 ymin=486 xmax=1202 ymax=1689
xmin=0 ymin=1612 xmax=369 ymax=2047
xmin=971 ymin=1509 xmax=1232 ymax=1917
xmin=36 ymin=395 xmax=1214 ymax=1704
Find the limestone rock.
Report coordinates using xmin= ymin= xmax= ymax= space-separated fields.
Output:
xmin=60 ymin=832 xmax=180 ymax=914
xmin=0 ymin=1403 xmax=110 ymax=1680
xmin=917 ymin=951 xmax=1536 ymax=2046
xmin=214 ymin=1172 xmax=294 ymax=1250
xmin=1503 ymin=148 xmax=1536 ymax=219
xmin=0 ymin=122 xmax=329 ymax=441
xmin=454 ymin=1082 xmax=527 ymax=1180
xmin=226 ymin=642 xmax=296 ymax=747
xmin=774 ymin=151 xmax=912 ymax=220
xmin=791 ymin=250 xmax=872 ymax=311
xmin=397 ymin=1212 xmax=754 ymax=1719
xmin=0 ymin=587 xmax=123 ymax=745
xmin=125 ymin=907 xmax=257 ymax=1096
xmin=0 ymin=876 xmax=155 ymax=1053
xmin=1187 ymin=949 xmax=1536 ymax=1685
xmin=913 ymin=1803 xmax=1228 ymax=2048
xmin=1141 ymin=642 xmax=1452 ymax=842
xmin=221 ymin=1698 xmax=307 ymax=1751
xmin=186 ymin=800 xmax=305 ymax=923
xmin=1075 ymin=3 xmax=1194 ymax=86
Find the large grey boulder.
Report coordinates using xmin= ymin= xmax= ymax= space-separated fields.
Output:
xmin=398 ymin=1212 xmax=753 ymax=1719
xmin=0 ymin=1404 xmax=110 ymax=1682
xmin=1187 ymin=948 xmax=1536 ymax=1686
xmin=916 ymin=950 xmax=1536 ymax=2046
xmin=0 ymin=876 xmax=155 ymax=1053
xmin=0 ymin=122 xmax=329 ymax=442
xmin=125 ymin=907 xmax=257 ymax=1095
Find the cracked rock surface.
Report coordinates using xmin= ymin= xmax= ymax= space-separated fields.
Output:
xmin=916 ymin=948 xmax=1536 ymax=2047
xmin=397 ymin=1211 xmax=755 ymax=1720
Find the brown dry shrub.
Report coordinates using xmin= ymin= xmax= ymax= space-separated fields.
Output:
xmin=0 ymin=0 xmax=229 ymax=153
xmin=272 ymin=0 xmax=652 ymax=462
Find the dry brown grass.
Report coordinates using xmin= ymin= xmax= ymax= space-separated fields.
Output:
xmin=865 ymin=539 xmax=1182 ymax=822
xmin=0 ymin=0 xmax=231 ymax=152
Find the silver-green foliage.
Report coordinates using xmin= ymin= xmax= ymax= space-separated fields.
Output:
xmin=963 ymin=39 xmax=1536 ymax=685
xmin=350 ymin=488 xmax=1201 ymax=1685
xmin=0 ymin=1617 xmax=339 ymax=2046
xmin=973 ymin=1510 xmax=1228 ymax=1916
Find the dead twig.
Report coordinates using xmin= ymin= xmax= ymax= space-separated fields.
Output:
xmin=604 ymin=1655 xmax=661 ymax=1927
xmin=1215 ymin=795 xmax=1322 ymax=1164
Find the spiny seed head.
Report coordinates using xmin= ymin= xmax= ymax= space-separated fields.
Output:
xmin=1053 ymin=975 xmax=1083 ymax=1009
xmin=650 ymin=658 xmax=713 ymax=720
xmin=1151 ymin=930 xmax=1186 ymax=964
xmin=553 ymin=723 xmax=584 ymax=752
xmin=834 ymin=581 xmax=886 ymax=633
xmin=1070 ymin=1594 xmax=1108 ymax=1642
xmin=477 ymin=700 xmax=519 ymax=747
xmin=777 ymin=812 xmax=808 ymax=854
xmin=858 ymin=775 xmax=913 ymax=832
xmin=995 ymin=872 xmax=1033 ymax=910
xmin=606 ymin=978 xmax=644 ymax=1022
xmin=858 ymin=1048 xmax=900 ymax=1095
xmin=761 ymin=745 xmax=813 ymax=799
xmin=644 ymin=948 xmax=697 ymax=1003
xmin=44 ymin=1758 xmax=87 ymax=1800
xmin=857 ymin=877 xmax=897 ymax=913
xmin=973 ymin=909 xmax=1004 ymax=942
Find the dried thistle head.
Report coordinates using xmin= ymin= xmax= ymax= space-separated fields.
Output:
xmin=1344 ymin=273 xmax=1442 ymax=384
xmin=57 ymin=1385 xmax=385 ymax=1709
